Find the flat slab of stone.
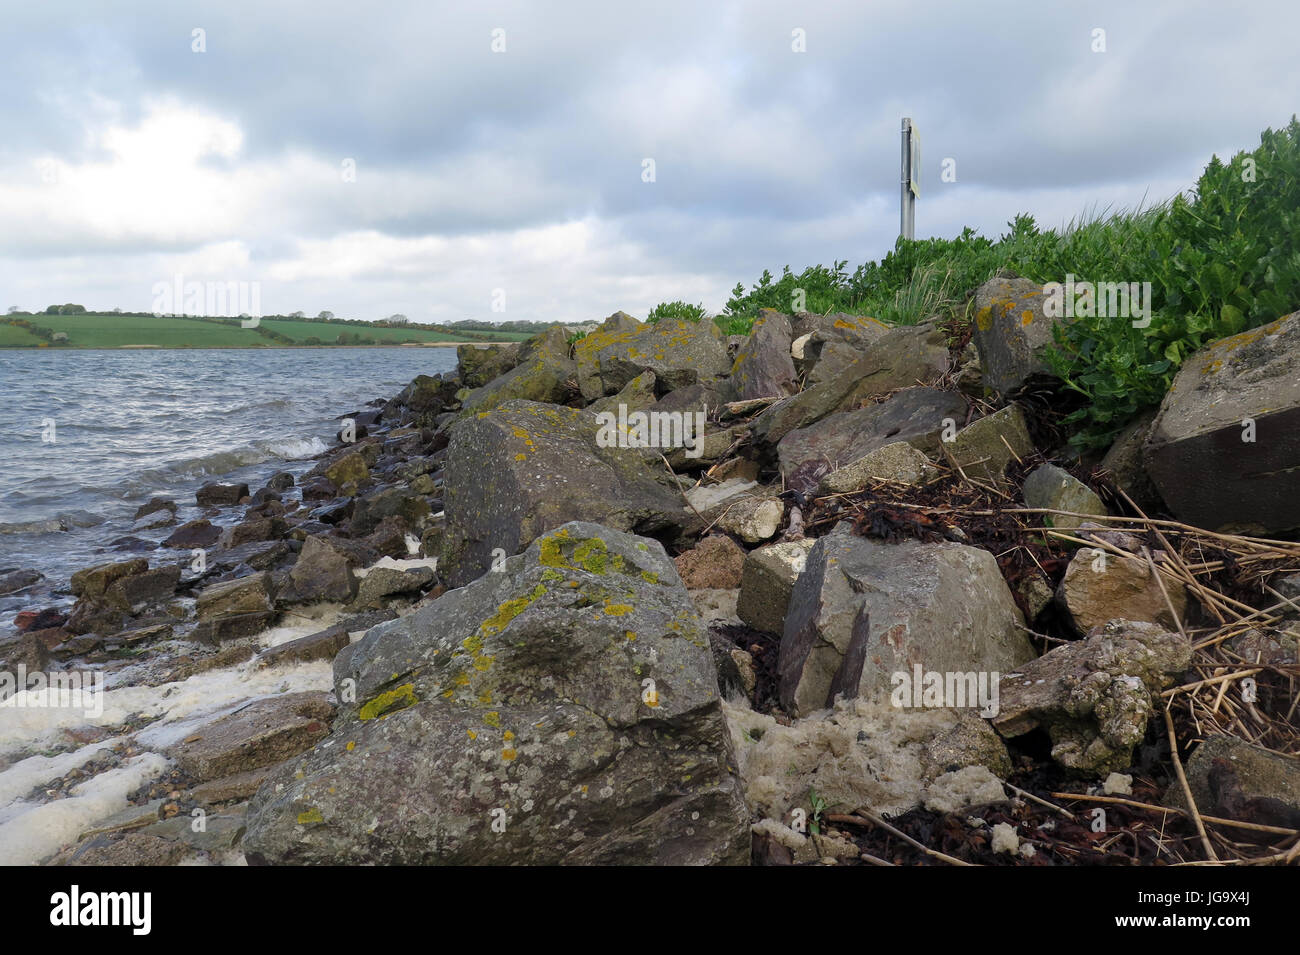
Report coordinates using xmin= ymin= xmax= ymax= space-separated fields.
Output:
xmin=166 ymin=691 xmax=335 ymax=782
xmin=1145 ymin=310 xmax=1300 ymax=533
xmin=778 ymin=387 xmax=966 ymax=494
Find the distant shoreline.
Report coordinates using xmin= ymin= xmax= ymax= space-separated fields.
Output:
xmin=0 ymin=342 xmax=493 ymax=351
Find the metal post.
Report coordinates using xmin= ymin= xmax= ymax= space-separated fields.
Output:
xmin=900 ymin=117 xmax=915 ymax=241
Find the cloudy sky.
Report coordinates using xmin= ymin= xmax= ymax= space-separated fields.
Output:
xmin=3 ymin=0 xmax=1298 ymax=324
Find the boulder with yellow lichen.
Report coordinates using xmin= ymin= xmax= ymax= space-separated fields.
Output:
xmin=1143 ymin=310 xmax=1300 ymax=534
xmin=241 ymin=521 xmax=750 ymax=865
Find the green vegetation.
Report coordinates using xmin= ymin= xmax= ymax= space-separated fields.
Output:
xmin=645 ymin=300 xmax=708 ymax=324
xmin=721 ymin=118 xmax=1300 ymax=448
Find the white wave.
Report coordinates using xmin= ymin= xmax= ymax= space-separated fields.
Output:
xmin=262 ymin=435 xmax=330 ymax=460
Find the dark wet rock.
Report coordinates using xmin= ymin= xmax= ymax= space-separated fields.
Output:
xmin=163 ymin=519 xmax=222 ymax=550
xmin=350 ymin=486 xmax=431 ymax=536
xmin=298 ymin=476 xmax=338 ymax=502
xmin=132 ymin=497 xmax=178 ymax=521
xmin=196 ymin=483 xmax=250 ymax=507
xmin=227 ymin=516 xmax=288 ymax=547
xmin=194 ymin=613 xmax=276 ymax=645
xmin=457 ymin=342 xmax=523 ymax=388
xmin=731 ymin=309 xmax=797 ymax=400
xmin=0 ymin=568 xmax=43 ymax=596
xmin=284 ymin=536 xmax=359 ymax=604
xmin=310 ymin=496 xmax=356 ymax=527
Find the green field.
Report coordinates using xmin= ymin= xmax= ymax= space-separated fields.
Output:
xmin=257 ymin=318 xmax=531 ymax=345
xmin=0 ymin=323 xmax=46 ymax=346
xmin=0 ymin=313 xmax=530 ymax=348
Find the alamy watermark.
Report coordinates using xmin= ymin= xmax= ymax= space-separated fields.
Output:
xmin=150 ymin=274 xmax=262 ymax=325
xmin=0 ymin=666 xmax=104 ymax=718
xmin=1042 ymin=274 xmax=1153 ymax=328
xmin=595 ymin=404 xmax=707 ymax=458
xmin=890 ymin=664 xmax=1000 ymax=718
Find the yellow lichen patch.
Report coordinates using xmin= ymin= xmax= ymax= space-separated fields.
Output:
xmin=640 ymin=570 xmax=659 ymax=585
xmin=503 ymin=730 xmax=515 ymax=741
xmin=502 ymin=748 xmax=517 ymax=761
xmin=1021 ymin=310 xmax=1034 ymax=326
xmin=603 ymin=601 xmax=633 ymax=616
xmin=515 ymin=453 xmax=527 ymax=461
xmin=567 ymin=729 xmax=577 ymax=737
xmin=297 ymin=807 xmax=324 ymax=825
xmin=345 ymin=741 xmax=355 ymax=751
xmin=483 ymin=711 xmax=502 ymax=728
xmin=478 ymin=583 xmax=547 ymax=638
xmin=359 ymin=683 xmax=417 ymax=721
xmin=625 ymin=630 xmax=637 ymax=641
xmin=467 ymin=729 xmax=478 ymax=740
xmin=976 ymin=305 xmax=993 ymax=331
xmin=454 ymin=672 xmax=471 ymax=686
xmin=477 ymin=688 xmax=493 ymax=704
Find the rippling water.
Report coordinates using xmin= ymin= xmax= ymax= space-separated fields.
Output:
xmin=0 ymin=348 xmax=456 ymax=624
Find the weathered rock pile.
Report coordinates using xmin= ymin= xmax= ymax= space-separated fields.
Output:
xmin=8 ymin=286 xmax=1300 ymax=867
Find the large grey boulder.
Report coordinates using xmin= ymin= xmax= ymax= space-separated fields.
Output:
xmin=731 ymin=309 xmax=797 ymax=400
xmin=286 ymin=536 xmax=359 ymax=604
xmin=457 ymin=342 xmax=522 ymax=389
xmin=440 ymin=400 xmax=692 ymax=587
xmin=242 ymin=522 xmax=750 ymax=865
xmin=777 ymin=386 xmax=966 ymax=494
xmin=993 ymin=619 xmax=1190 ymax=775
xmin=1144 ymin=311 xmax=1300 ymax=533
xmin=574 ymin=313 xmax=730 ymax=400
xmin=970 ymin=275 xmax=1062 ymax=394
xmin=778 ymin=527 xmax=1034 ymax=718
xmin=462 ymin=326 xmax=575 ymax=415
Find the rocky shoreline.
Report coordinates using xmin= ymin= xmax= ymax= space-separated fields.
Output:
xmin=2 ymin=278 xmax=1299 ymax=866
